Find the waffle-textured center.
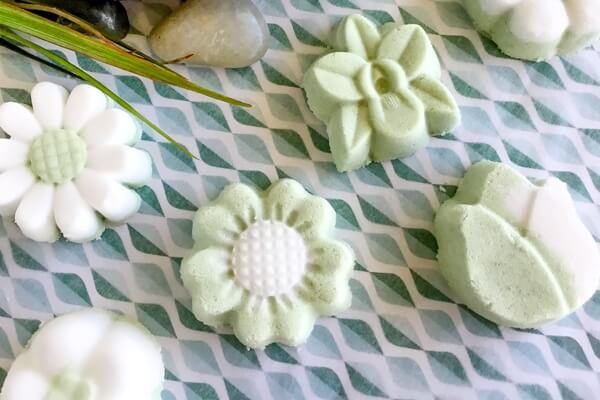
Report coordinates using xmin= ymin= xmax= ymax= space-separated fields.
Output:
xmin=232 ymin=220 xmax=308 ymax=297
xmin=29 ymin=129 xmax=87 ymax=184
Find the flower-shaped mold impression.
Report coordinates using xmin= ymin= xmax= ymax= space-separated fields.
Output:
xmin=303 ymin=14 xmax=460 ymax=172
xmin=182 ymin=179 xmax=355 ymax=348
xmin=463 ymin=0 xmax=600 ymax=60
xmin=0 ymin=309 xmax=164 ymax=400
xmin=434 ymin=161 xmax=600 ymax=328
xmin=0 ymin=82 xmax=152 ymax=243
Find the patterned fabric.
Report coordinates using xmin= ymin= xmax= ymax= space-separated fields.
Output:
xmin=0 ymin=0 xmax=598 ymax=399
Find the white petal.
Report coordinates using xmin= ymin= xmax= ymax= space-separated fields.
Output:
xmin=0 ymin=359 xmax=49 ymax=400
xmin=86 ymin=145 xmax=152 ymax=187
xmin=31 ymin=82 xmax=68 ymax=130
xmin=0 ymin=102 xmax=42 ymax=142
xmin=0 ymin=138 xmax=28 ymax=171
xmin=54 ymin=181 xmax=103 ymax=242
xmin=28 ymin=309 xmax=113 ymax=377
xmin=63 ymin=84 xmax=108 ymax=133
xmin=0 ymin=167 xmax=35 ymax=216
xmin=76 ymin=169 xmax=141 ymax=222
xmin=81 ymin=108 xmax=140 ymax=147
xmin=15 ymin=183 xmax=58 ymax=243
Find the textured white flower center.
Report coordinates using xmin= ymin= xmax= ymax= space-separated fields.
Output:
xmin=28 ymin=129 xmax=87 ymax=184
xmin=232 ymin=220 xmax=308 ymax=297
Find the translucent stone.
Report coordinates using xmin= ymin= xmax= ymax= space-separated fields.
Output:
xmin=149 ymin=0 xmax=268 ymax=68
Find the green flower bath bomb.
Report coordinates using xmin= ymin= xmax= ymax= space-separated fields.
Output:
xmin=463 ymin=0 xmax=600 ymax=61
xmin=303 ymin=14 xmax=460 ymax=172
xmin=181 ymin=179 xmax=355 ymax=348
xmin=435 ymin=161 xmax=600 ymax=328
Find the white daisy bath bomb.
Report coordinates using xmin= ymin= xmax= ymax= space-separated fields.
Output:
xmin=182 ymin=179 xmax=355 ymax=348
xmin=0 ymin=82 xmax=152 ymax=243
xmin=463 ymin=0 xmax=600 ymax=60
xmin=0 ymin=309 xmax=164 ymax=400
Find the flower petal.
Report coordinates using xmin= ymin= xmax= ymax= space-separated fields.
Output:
xmin=369 ymin=91 xmax=427 ymax=161
xmin=299 ymin=239 xmax=354 ymax=315
xmin=231 ymin=299 xmax=274 ymax=349
xmin=0 ymin=361 xmax=49 ymax=400
xmin=31 ymin=82 xmax=68 ymax=131
xmin=192 ymin=204 xmax=244 ymax=248
xmin=0 ymin=167 xmax=35 ymax=216
xmin=86 ymin=145 xmax=152 ymax=187
xmin=333 ymin=14 xmax=381 ymax=59
xmin=271 ymin=300 xmax=318 ymax=347
xmin=75 ymin=169 xmax=141 ymax=222
xmin=81 ymin=108 xmax=141 ymax=148
xmin=410 ymin=76 xmax=461 ymax=135
xmin=15 ymin=183 xmax=59 ymax=243
xmin=182 ymin=247 xmax=244 ymax=326
xmin=303 ymin=52 xmax=366 ymax=121
xmin=29 ymin=309 xmax=113 ymax=377
xmin=287 ymin=195 xmax=336 ymax=241
xmin=264 ymin=179 xmax=310 ymax=222
xmin=214 ymin=183 xmax=263 ymax=224
xmin=376 ymin=24 xmax=441 ymax=80
xmin=0 ymin=138 xmax=28 ymax=171
xmin=0 ymin=102 xmax=42 ymax=142
xmin=328 ymin=103 xmax=372 ymax=172
xmin=54 ymin=181 xmax=103 ymax=242
xmin=63 ymin=84 xmax=108 ymax=133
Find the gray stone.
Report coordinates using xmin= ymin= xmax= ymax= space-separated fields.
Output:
xmin=149 ymin=0 xmax=268 ymax=68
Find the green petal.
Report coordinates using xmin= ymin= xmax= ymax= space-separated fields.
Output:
xmin=264 ymin=179 xmax=309 ymax=222
xmin=192 ymin=205 xmax=241 ymax=248
xmin=232 ymin=300 xmax=274 ymax=349
xmin=328 ymin=103 xmax=373 ymax=171
xmin=410 ymin=76 xmax=461 ymax=135
xmin=333 ymin=14 xmax=381 ymax=59
xmin=299 ymin=240 xmax=354 ymax=315
xmin=376 ymin=24 xmax=441 ymax=80
xmin=215 ymin=183 xmax=264 ymax=225
xmin=288 ymin=195 xmax=336 ymax=241
xmin=182 ymin=248 xmax=244 ymax=327
xmin=369 ymin=91 xmax=427 ymax=161
xmin=272 ymin=300 xmax=317 ymax=346
xmin=303 ymin=52 xmax=365 ymax=121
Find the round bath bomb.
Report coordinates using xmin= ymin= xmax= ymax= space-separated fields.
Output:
xmin=303 ymin=14 xmax=460 ymax=172
xmin=0 ymin=309 xmax=164 ymax=400
xmin=182 ymin=179 xmax=355 ymax=348
xmin=0 ymin=82 xmax=152 ymax=243
xmin=434 ymin=161 xmax=600 ymax=328
xmin=463 ymin=0 xmax=600 ymax=60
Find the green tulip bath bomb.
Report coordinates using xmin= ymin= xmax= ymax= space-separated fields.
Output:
xmin=435 ymin=161 xmax=600 ymax=328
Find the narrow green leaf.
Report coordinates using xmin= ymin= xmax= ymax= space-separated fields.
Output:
xmin=0 ymin=3 xmax=249 ymax=107
xmin=0 ymin=27 xmax=196 ymax=159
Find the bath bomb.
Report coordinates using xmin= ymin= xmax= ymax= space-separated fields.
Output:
xmin=182 ymin=179 xmax=355 ymax=348
xmin=303 ymin=14 xmax=460 ymax=172
xmin=435 ymin=161 xmax=600 ymax=328
xmin=463 ymin=0 xmax=600 ymax=60
xmin=0 ymin=82 xmax=152 ymax=243
xmin=0 ymin=309 xmax=164 ymax=400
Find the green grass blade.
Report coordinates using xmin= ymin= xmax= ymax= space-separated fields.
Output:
xmin=0 ymin=2 xmax=250 ymax=107
xmin=0 ymin=27 xmax=197 ymax=159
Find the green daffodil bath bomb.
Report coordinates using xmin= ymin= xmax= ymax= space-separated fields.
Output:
xmin=303 ymin=14 xmax=460 ymax=172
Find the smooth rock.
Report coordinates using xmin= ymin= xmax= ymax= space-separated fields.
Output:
xmin=148 ymin=0 xmax=269 ymax=68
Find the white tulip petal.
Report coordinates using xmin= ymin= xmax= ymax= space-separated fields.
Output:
xmin=15 ymin=183 xmax=58 ymax=243
xmin=31 ymin=82 xmax=68 ymax=130
xmin=81 ymin=108 xmax=140 ymax=148
xmin=54 ymin=181 xmax=102 ymax=242
xmin=0 ymin=102 xmax=42 ymax=142
xmin=0 ymin=167 xmax=35 ymax=216
xmin=0 ymin=138 xmax=28 ymax=171
xmin=76 ymin=169 xmax=141 ymax=222
xmin=86 ymin=145 xmax=152 ymax=187
xmin=63 ymin=84 xmax=108 ymax=133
